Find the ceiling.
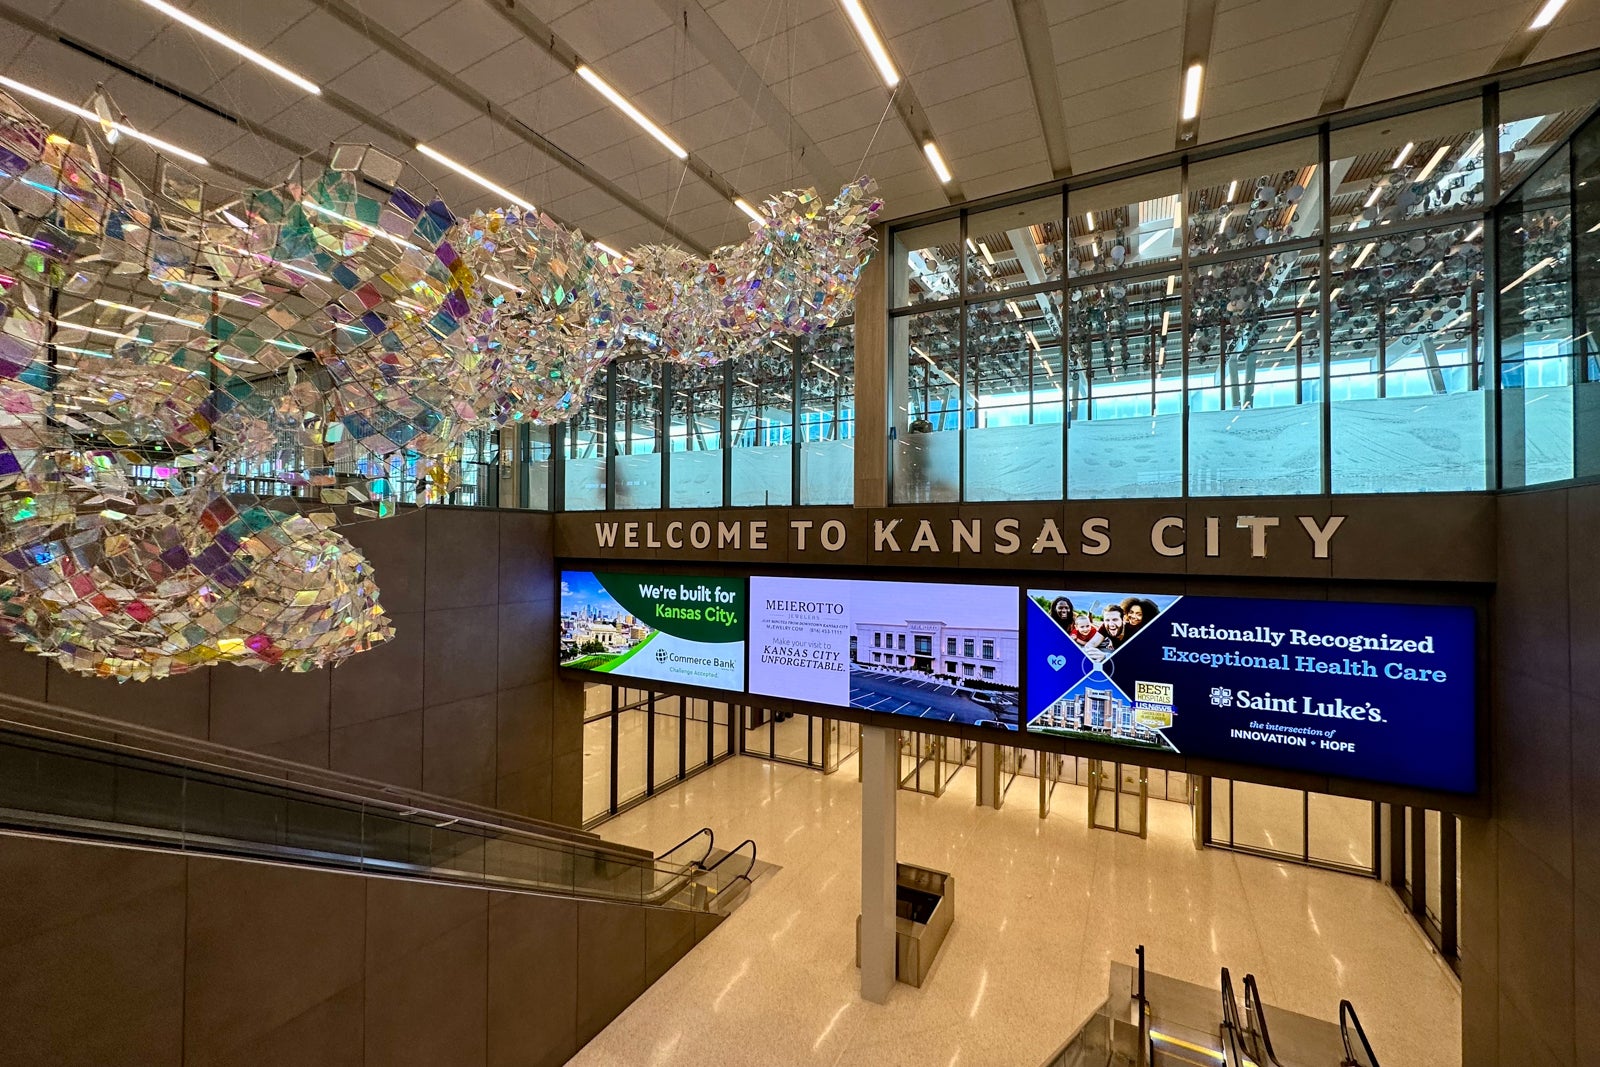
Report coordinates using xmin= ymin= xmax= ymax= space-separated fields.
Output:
xmin=0 ymin=0 xmax=1593 ymax=255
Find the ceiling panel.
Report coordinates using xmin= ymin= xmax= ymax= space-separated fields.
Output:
xmin=1 ymin=0 xmax=1592 ymax=249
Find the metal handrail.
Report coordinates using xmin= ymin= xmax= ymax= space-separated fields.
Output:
xmin=1339 ymin=1000 xmax=1381 ymax=1067
xmin=0 ymin=694 xmax=652 ymax=864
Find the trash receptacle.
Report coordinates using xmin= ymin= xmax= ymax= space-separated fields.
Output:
xmin=855 ymin=862 xmax=954 ymax=988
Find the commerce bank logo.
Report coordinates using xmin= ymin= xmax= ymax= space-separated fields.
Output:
xmin=1210 ymin=687 xmax=1233 ymax=707
xmin=656 ymin=648 xmax=669 ymax=663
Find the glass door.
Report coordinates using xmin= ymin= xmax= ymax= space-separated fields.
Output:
xmin=1089 ymin=760 xmax=1147 ymax=837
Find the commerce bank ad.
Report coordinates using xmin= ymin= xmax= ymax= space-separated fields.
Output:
xmin=1025 ymin=590 xmax=1477 ymax=793
xmin=559 ymin=570 xmax=745 ymax=690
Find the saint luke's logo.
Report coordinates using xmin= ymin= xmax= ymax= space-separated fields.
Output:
xmin=1210 ymin=687 xmax=1233 ymax=707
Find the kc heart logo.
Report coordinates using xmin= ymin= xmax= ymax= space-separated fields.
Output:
xmin=1047 ymin=654 xmax=1066 ymax=671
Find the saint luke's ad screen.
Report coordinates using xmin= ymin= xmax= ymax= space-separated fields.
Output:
xmin=560 ymin=570 xmax=746 ymax=691
xmin=1024 ymin=590 xmax=1477 ymax=793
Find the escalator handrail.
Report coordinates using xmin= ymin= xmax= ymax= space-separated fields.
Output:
xmin=703 ymin=837 xmax=758 ymax=881
xmin=0 ymin=719 xmax=677 ymax=875
xmin=0 ymin=694 xmax=620 ymax=854
xmin=1339 ymin=1000 xmax=1381 ymax=1067
xmin=656 ymin=827 xmax=715 ymax=868
xmin=1241 ymin=974 xmax=1283 ymax=1067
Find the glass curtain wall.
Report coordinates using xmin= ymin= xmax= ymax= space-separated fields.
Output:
xmin=581 ymin=685 xmax=739 ymax=827
xmin=887 ymin=71 xmax=1600 ymax=501
xmin=1496 ymin=71 xmax=1600 ymax=488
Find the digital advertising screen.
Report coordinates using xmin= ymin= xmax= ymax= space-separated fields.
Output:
xmin=559 ymin=570 xmax=746 ymax=690
xmin=1024 ymin=589 xmax=1478 ymax=793
xmin=749 ymin=576 xmax=1020 ymax=729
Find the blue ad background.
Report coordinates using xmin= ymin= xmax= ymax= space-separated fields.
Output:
xmin=1025 ymin=592 xmax=1477 ymax=794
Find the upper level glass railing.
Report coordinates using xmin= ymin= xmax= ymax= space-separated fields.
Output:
xmin=0 ymin=697 xmax=715 ymax=909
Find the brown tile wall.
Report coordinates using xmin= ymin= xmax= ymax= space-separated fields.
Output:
xmin=1459 ymin=484 xmax=1600 ymax=1067
xmin=0 ymin=508 xmax=582 ymax=826
xmin=0 ymin=835 xmax=718 ymax=1067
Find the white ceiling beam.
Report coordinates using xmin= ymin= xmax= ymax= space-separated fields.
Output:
xmin=653 ymin=0 xmax=844 ymax=192
xmin=1320 ymin=0 xmax=1398 ymax=112
xmin=1009 ymin=0 xmax=1071 ymax=178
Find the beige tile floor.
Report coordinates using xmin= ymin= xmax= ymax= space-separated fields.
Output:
xmin=569 ymin=751 xmax=1460 ymax=1067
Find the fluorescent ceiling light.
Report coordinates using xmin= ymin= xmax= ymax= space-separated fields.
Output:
xmin=1225 ymin=180 xmax=1237 ymax=203
xmin=734 ymin=198 xmax=764 ymax=224
xmin=772 ymin=339 xmax=792 ymax=352
xmin=1350 ymin=242 xmax=1377 ymax=270
xmin=1166 ymin=274 xmax=1176 ymax=296
xmin=0 ymin=74 xmax=208 ymax=166
xmin=1531 ymin=0 xmax=1569 ymax=29
xmin=299 ymin=201 xmax=421 ymax=250
xmin=1160 ymin=310 xmax=1170 ymax=337
xmin=1085 ymin=211 xmax=1096 ymax=231
xmin=93 ymin=298 xmax=205 ymax=329
xmin=978 ymin=242 xmax=996 ymax=265
xmin=1181 ymin=63 xmax=1204 ymax=122
xmin=812 ymin=360 xmax=840 ymax=377
xmin=838 ymin=0 xmax=900 ymax=87
xmin=483 ymin=273 xmax=523 ymax=293
xmin=1006 ymin=300 xmax=1023 ymax=320
xmin=1415 ymin=144 xmax=1452 ymax=183
xmin=1465 ymin=223 xmax=1484 ymax=242
xmin=594 ymin=241 xmax=623 ymax=258
xmin=415 ymin=144 xmax=535 ymax=212
xmin=576 ymin=65 xmax=687 ymax=160
xmin=922 ymin=141 xmax=952 ymax=184
xmin=965 ymin=238 xmax=977 ymax=254
xmin=1364 ymin=183 xmax=1385 ymax=208
xmin=134 ymin=0 xmax=319 ymax=94
xmin=1026 ymin=330 xmax=1041 ymax=351
xmin=1392 ymin=142 xmax=1414 ymax=169
xmin=1282 ymin=330 xmax=1303 ymax=352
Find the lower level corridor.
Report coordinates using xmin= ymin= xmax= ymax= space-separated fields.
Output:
xmin=570 ymin=751 xmax=1461 ymax=1067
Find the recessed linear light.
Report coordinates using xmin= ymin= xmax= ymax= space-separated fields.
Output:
xmin=299 ymin=201 xmax=421 ymax=251
xmin=923 ymin=141 xmax=953 ymax=184
xmin=594 ymin=242 xmax=623 ymax=259
xmin=812 ymin=360 xmax=840 ymax=378
xmin=134 ymin=0 xmax=319 ymax=94
xmin=772 ymin=339 xmax=792 ymax=352
xmin=93 ymin=298 xmax=206 ymax=329
xmin=1085 ymin=211 xmax=1096 ymax=231
xmin=1364 ymin=183 xmax=1386 ymax=208
xmin=1025 ymin=330 xmax=1041 ymax=352
xmin=1282 ymin=329 xmax=1303 ymax=352
xmin=1392 ymin=142 xmax=1415 ymax=169
xmin=1415 ymin=143 xmax=1452 ymax=183
xmin=734 ymin=198 xmax=764 ymax=224
xmin=1531 ymin=0 xmax=1569 ymax=30
xmin=838 ymin=0 xmax=900 ymax=88
xmin=415 ymin=144 xmax=535 ymax=213
xmin=0 ymin=74 xmax=208 ymax=166
xmin=1225 ymin=180 xmax=1237 ymax=204
xmin=1350 ymin=242 xmax=1377 ymax=270
xmin=978 ymin=242 xmax=996 ymax=265
xmin=1180 ymin=63 xmax=1204 ymax=122
xmin=1466 ymin=223 xmax=1484 ymax=242
xmin=575 ymin=65 xmax=687 ymax=160
xmin=482 ymin=273 xmax=523 ymax=293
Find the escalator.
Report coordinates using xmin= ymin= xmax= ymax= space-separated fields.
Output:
xmin=1042 ymin=950 xmax=1384 ymax=1067
xmin=0 ymin=693 xmax=756 ymax=912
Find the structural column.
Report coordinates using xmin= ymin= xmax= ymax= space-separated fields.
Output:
xmin=860 ymin=724 xmax=898 ymax=1002
xmin=975 ymin=742 xmax=1000 ymax=808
